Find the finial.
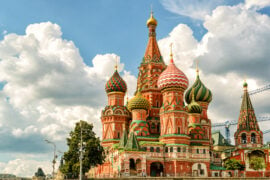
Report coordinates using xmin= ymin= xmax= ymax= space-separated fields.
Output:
xmin=196 ymin=60 xmax=199 ymax=76
xmin=170 ymin=43 xmax=174 ymax=63
xmin=151 ymin=4 xmax=153 ymax=16
xmin=114 ymin=56 xmax=118 ymax=70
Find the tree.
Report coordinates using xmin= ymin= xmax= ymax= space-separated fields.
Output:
xmin=249 ymin=157 xmax=265 ymax=170
xmin=224 ymin=159 xmax=245 ymax=170
xmin=35 ymin=167 xmax=46 ymax=177
xmin=60 ymin=120 xmax=105 ymax=178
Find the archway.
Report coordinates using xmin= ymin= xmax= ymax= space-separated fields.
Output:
xmin=150 ymin=162 xmax=163 ymax=177
xmin=136 ymin=159 xmax=142 ymax=175
xmin=129 ymin=159 xmax=136 ymax=176
xmin=248 ymin=150 xmax=265 ymax=170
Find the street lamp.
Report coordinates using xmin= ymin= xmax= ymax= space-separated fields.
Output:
xmin=45 ymin=139 xmax=57 ymax=179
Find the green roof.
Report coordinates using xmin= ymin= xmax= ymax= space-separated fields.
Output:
xmin=125 ymin=132 xmax=140 ymax=151
xmin=119 ymin=129 xmax=128 ymax=148
xmin=210 ymin=164 xmax=226 ymax=170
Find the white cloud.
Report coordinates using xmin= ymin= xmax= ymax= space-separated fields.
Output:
xmin=160 ymin=0 xmax=226 ymax=20
xmin=0 ymin=22 xmax=137 ymax=176
xmin=0 ymin=159 xmax=51 ymax=177
xmin=245 ymin=0 xmax=270 ymax=10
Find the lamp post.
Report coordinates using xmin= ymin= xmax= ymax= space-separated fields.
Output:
xmin=45 ymin=139 xmax=57 ymax=179
xmin=79 ymin=121 xmax=85 ymax=180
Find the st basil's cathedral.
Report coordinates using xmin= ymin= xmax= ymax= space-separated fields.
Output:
xmin=88 ymin=12 xmax=270 ymax=178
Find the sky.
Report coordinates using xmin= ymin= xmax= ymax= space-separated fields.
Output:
xmin=0 ymin=0 xmax=270 ymax=177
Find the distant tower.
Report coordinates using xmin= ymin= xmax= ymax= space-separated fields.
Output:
xmin=136 ymin=11 xmax=166 ymax=135
xmin=157 ymin=45 xmax=190 ymax=145
xmin=234 ymin=81 xmax=263 ymax=148
xmin=185 ymin=64 xmax=212 ymax=145
xmin=101 ymin=65 xmax=130 ymax=147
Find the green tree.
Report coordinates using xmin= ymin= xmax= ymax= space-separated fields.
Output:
xmin=35 ymin=167 xmax=46 ymax=177
xmin=224 ymin=159 xmax=245 ymax=170
xmin=249 ymin=157 xmax=265 ymax=170
xmin=60 ymin=120 xmax=105 ymax=178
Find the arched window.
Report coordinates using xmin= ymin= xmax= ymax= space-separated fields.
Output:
xmin=117 ymin=132 xmax=120 ymax=139
xmin=165 ymin=147 xmax=168 ymax=153
xmin=151 ymin=123 xmax=156 ymax=129
xmin=183 ymin=147 xmax=186 ymax=152
xmin=156 ymin=147 xmax=160 ymax=153
xmin=177 ymin=147 xmax=181 ymax=152
xmin=178 ymin=127 xmax=180 ymax=134
xmin=196 ymin=149 xmax=200 ymax=154
xmin=170 ymin=147 xmax=173 ymax=152
xmin=251 ymin=133 xmax=256 ymax=143
xmin=150 ymin=147 xmax=154 ymax=152
xmin=142 ymin=147 xmax=147 ymax=151
xmin=241 ymin=133 xmax=247 ymax=144
xmin=203 ymin=149 xmax=206 ymax=154
xmin=157 ymin=123 xmax=160 ymax=133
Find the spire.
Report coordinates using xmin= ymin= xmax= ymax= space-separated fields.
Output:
xmin=124 ymin=131 xmax=140 ymax=151
xmin=143 ymin=11 xmax=164 ymax=64
xmin=119 ymin=124 xmax=128 ymax=148
xmin=237 ymin=80 xmax=259 ymax=131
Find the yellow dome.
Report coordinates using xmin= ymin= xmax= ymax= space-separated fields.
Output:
xmin=147 ymin=12 xmax=157 ymax=27
xmin=128 ymin=91 xmax=150 ymax=111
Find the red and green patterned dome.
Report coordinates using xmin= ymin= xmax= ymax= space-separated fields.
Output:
xmin=187 ymin=89 xmax=202 ymax=114
xmin=105 ymin=70 xmax=127 ymax=94
xmin=128 ymin=91 xmax=150 ymax=111
xmin=185 ymin=73 xmax=212 ymax=104
xmin=157 ymin=58 xmax=189 ymax=91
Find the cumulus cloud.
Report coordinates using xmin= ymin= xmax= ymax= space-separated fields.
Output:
xmin=0 ymin=22 xmax=136 ymax=176
xmin=0 ymin=159 xmax=51 ymax=177
xmin=199 ymin=5 xmax=270 ymax=81
xmin=245 ymin=0 xmax=270 ymax=10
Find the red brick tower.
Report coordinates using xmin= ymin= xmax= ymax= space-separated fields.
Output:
xmin=101 ymin=66 xmax=130 ymax=147
xmin=157 ymin=47 xmax=190 ymax=145
xmin=234 ymin=81 xmax=263 ymax=148
xmin=137 ymin=12 xmax=166 ymax=135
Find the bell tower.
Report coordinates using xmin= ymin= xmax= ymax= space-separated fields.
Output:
xmin=136 ymin=11 xmax=166 ymax=135
xmin=234 ymin=81 xmax=263 ymax=148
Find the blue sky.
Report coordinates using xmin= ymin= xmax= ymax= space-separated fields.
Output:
xmin=0 ymin=0 xmax=270 ymax=177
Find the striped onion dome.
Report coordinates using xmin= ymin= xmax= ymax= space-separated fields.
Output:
xmin=105 ymin=70 xmax=127 ymax=93
xmin=187 ymin=88 xmax=202 ymax=114
xmin=157 ymin=58 xmax=189 ymax=91
xmin=185 ymin=73 xmax=212 ymax=104
xmin=128 ymin=91 xmax=150 ymax=111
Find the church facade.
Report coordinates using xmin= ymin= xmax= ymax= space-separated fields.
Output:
xmin=87 ymin=13 xmax=270 ymax=178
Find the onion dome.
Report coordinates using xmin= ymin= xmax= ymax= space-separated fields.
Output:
xmin=128 ymin=91 xmax=150 ymax=111
xmin=185 ymin=69 xmax=212 ymax=104
xmin=157 ymin=53 xmax=189 ymax=91
xmin=105 ymin=69 xmax=127 ymax=93
xmin=187 ymin=88 xmax=202 ymax=114
xmin=146 ymin=11 xmax=157 ymax=27
xmin=243 ymin=80 xmax=248 ymax=88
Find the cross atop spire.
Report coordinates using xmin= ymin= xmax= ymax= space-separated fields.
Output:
xmin=114 ymin=56 xmax=118 ymax=71
xmin=196 ymin=60 xmax=199 ymax=76
xmin=170 ymin=43 xmax=174 ymax=64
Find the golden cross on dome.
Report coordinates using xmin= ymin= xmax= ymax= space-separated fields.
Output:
xmin=170 ymin=43 xmax=173 ymax=58
xmin=114 ymin=56 xmax=118 ymax=70
xmin=196 ymin=60 xmax=199 ymax=76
